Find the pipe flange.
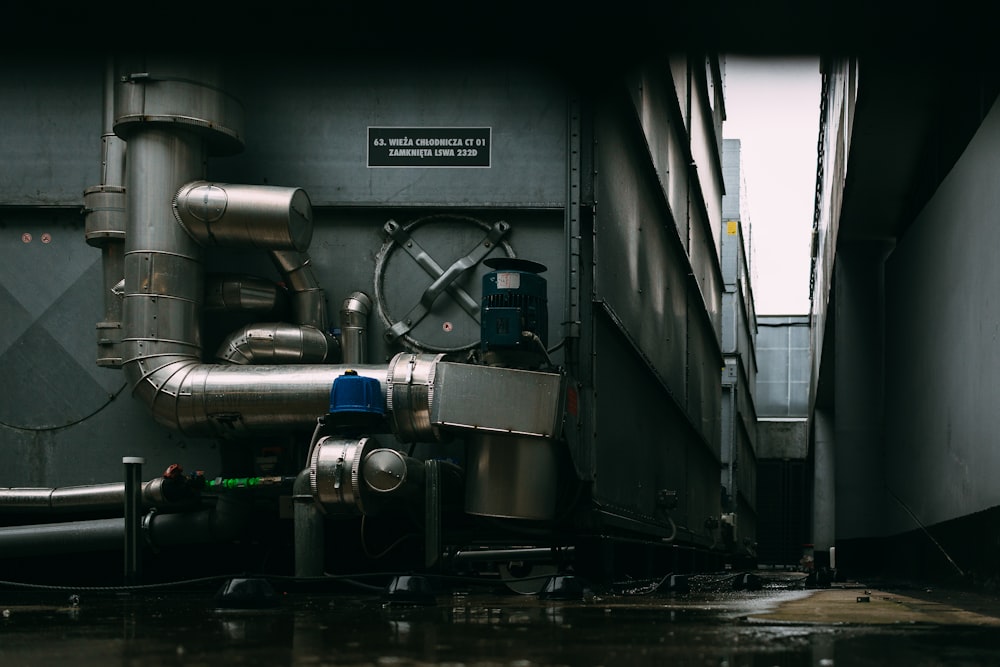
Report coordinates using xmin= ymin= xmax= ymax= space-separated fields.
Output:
xmin=386 ymin=352 xmax=445 ymax=443
xmin=309 ymin=436 xmax=380 ymax=514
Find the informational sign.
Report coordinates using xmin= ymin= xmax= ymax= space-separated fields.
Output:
xmin=368 ymin=127 xmax=492 ymax=168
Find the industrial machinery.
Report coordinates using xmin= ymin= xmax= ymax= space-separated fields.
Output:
xmin=0 ymin=52 xmax=752 ymax=591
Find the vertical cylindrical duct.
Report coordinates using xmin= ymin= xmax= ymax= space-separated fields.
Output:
xmin=84 ymin=57 xmax=128 ymax=368
xmin=465 ymin=433 xmax=559 ymax=520
xmin=340 ymin=292 xmax=372 ymax=365
xmin=114 ymin=59 xmax=241 ymax=431
xmin=120 ymin=126 xmax=207 ymax=422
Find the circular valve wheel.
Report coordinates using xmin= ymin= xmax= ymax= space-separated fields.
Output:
xmin=373 ymin=213 xmax=516 ymax=353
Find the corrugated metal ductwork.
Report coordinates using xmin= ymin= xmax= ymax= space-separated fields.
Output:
xmin=113 ymin=58 xmax=357 ymax=436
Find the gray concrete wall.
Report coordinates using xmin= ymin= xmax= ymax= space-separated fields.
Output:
xmin=813 ymin=409 xmax=835 ymax=553
xmin=833 ymin=241 xmax=891 ymax=540
xmin=883 ymin=96 xmax=1000 ymax=532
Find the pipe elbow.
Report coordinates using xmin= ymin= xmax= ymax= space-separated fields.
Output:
xmin=123 ymin=353 xmax=201 ymax=431
xmin=340 ymin=291 xmax=372 ymax=326
xmin=215 ymin=323 xmax=340 ymax=364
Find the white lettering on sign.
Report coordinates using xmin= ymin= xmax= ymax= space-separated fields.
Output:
xmin=368 ymin=127 xmax=491 ymax=168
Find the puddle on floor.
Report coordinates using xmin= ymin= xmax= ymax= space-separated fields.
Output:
xmin=3 ymin=574 xmax=1000 ymax=666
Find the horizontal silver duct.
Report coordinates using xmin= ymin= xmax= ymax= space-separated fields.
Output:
xmin=132 ymin=362 xmax=392 ymax=436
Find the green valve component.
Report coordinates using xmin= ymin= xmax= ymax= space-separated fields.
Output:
xmin=208 ymin=476 xmax=262 ymax=489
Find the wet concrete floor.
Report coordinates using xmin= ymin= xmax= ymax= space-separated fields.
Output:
xmin=3 ymin=571 xmax=1000 ymax=666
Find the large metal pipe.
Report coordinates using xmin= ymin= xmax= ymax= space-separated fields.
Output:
xmin=0 ymin=478 xmax=179 ymax=513
xmin=147 ymin=363 xmax=391 ymax=436
xmin=0 ymin=518 xmax=123 ymax=556
xmin=0 ymin=495 xmax=251 ymax=558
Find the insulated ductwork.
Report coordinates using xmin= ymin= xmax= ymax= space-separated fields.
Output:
xmin=113 ymin=58 xmax=358 ymax=437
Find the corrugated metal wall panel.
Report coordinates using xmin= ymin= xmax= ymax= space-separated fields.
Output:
xmin=687 ymin=284 xmax=723 ymax=458
xmin=593 ymin=311 xmax=691 ymax=526
xmin=629 ymin=65 xmax=690 ymax=253
xmin=0 ymin=57 xmax=103 ymax=206
xmin=594 ymin=95 xmax=689 ymax=400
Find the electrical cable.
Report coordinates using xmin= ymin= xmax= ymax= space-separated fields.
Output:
xmin=886 ymin=486 xmax=965 ymax=579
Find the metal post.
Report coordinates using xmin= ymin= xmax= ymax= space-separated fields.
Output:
xmin=123 ymin=456 xmax=144 ymax=585
xmin=424 ymin=459 xmax=441 ymax=569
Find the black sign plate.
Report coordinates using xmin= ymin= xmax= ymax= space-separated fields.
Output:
xmin=368 ymin=127 xmax=491 ymax=168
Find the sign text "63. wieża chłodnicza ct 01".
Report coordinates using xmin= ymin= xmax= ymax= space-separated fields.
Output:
xmin=368 ymin=127 xmax=491 ymax=168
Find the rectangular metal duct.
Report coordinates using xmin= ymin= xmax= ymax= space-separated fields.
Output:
xmin=430 ymin=362 xmax=565 ymax=439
